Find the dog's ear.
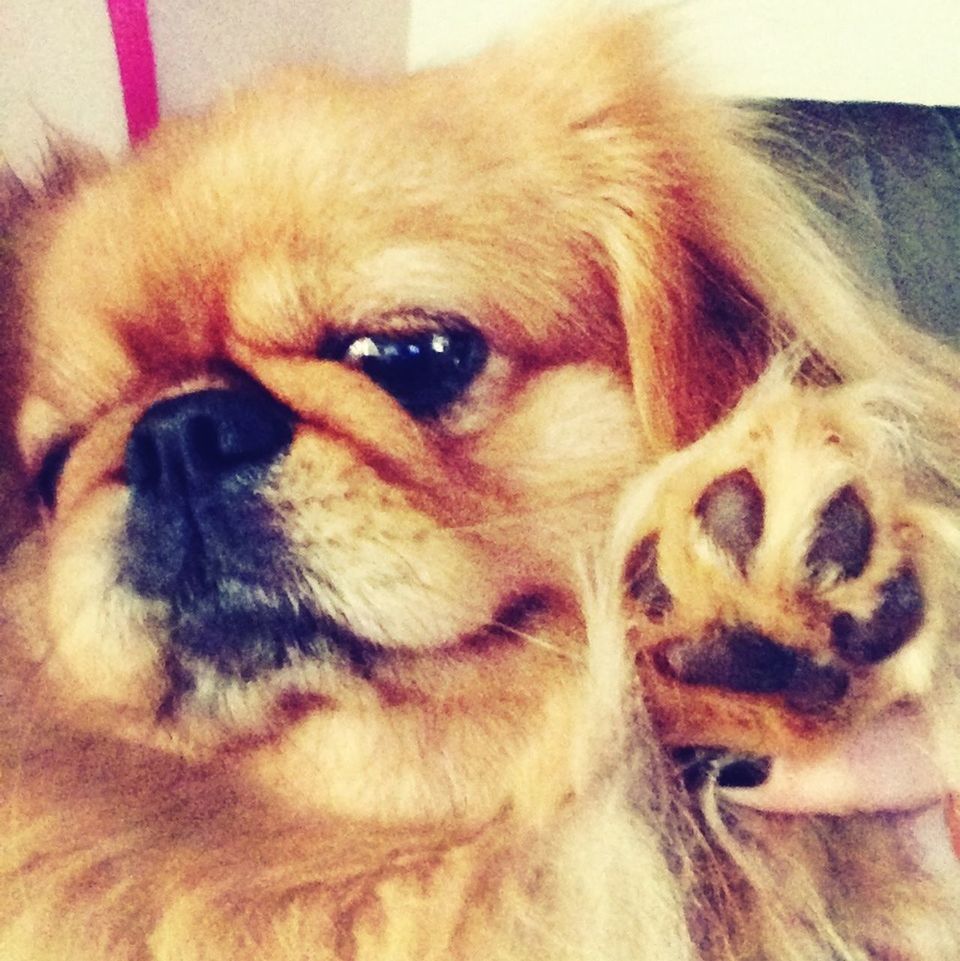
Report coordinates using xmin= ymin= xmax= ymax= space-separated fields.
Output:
xmin=480 ymin=15 xmax=784 ymax=450
xmin=0 ymin=143 xmax=108 ymax=550
xmin=485 ymin=16 xmax=885 ymax=451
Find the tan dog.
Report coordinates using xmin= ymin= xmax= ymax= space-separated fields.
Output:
xmin=2 ymin=15 xmax=959 ymax=960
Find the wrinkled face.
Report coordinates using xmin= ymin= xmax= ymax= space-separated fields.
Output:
xmin=15 ymin=60 xmax=653 ymax=827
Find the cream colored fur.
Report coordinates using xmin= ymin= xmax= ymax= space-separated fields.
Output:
xmin=1 ymin=13 xmax=959 ymax=961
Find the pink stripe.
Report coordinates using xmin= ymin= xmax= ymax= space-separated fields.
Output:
xmin=949 ymin=794 xmax=960 ymax=860
xmin=106 ymin=0 xmax=159 ymax=143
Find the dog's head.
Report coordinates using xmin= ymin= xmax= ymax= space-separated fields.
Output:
xmin=10 ymin=18 xmax=776 ymax=831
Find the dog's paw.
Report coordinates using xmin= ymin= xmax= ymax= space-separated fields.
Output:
xmin=620 ymin=377 xmax=947 ymax=756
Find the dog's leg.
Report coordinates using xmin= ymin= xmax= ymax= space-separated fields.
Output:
xmin=616 ymin=368 xmax=956 ymax=778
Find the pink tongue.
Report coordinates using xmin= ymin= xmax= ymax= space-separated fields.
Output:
xmin=720 ymin=707 xmax=947 ymax=814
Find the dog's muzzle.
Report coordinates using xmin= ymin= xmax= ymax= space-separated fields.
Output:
xmin=118 ymin=387 xmax=331 ymax=677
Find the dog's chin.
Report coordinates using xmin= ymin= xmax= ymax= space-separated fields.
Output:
xmin=13 ymin=533 xmax=574 ymax=826
xmin=117 ymin=581 xmax=578 ymax=827
xmin=36 ymin=512 xmax=561 ymax=748
xmin=245 ymin=599 xmax=583 ymax=825
xmin=153 ymin=580 xmax=552 ymax=735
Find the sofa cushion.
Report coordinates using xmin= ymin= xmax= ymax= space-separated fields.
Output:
xmin=759 ymin=100 xmax=960 ymax=343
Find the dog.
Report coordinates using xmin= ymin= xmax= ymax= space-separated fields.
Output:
xmin=1 ymin=14 xmax=959 ymax=960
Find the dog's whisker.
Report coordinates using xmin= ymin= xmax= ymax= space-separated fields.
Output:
xmin=4 ymin=8 xmax=959 ymax=960
xmin=483 ymin=620 xmax=586 ymax=664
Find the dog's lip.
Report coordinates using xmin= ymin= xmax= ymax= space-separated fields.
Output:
xmin=150 ymin=574 xmax=369 ymax=676
xmin=159 ymin=589 xmax=553 ymax=726
xmin=720 ymin=704 xmax=950 ymax=815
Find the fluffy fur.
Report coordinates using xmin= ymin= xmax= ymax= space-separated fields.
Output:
xmin=2 ymin=14 xmax=959 ymax=960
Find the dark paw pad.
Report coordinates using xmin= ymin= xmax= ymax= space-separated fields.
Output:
xmin=805 ymin=485 xmax=874 ymax=581
xmin=655 ymin=627 xmax=850 ymax=715
xmin=656 ymin=627 xmax=797 ymax=694
xmin=695 ymin=469 xmax=764 ymax=572
xmin=831 ymin=566 xmax=924 ymax=664
xmin=670 ymin=746 xmax=771 ymax=791
xmin=624 ymin=533 xmax=673 ymax=622
xmin=783 ymin=657 xmax=850 ymax=714
xmin=715 ymin=755 xmax=772 ymax=788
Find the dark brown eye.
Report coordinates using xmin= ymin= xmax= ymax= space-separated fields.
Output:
xmin=33 ymin=439 xmax=72 ymax=510
xmin=320 ymin=319 xmax=489 ymax=418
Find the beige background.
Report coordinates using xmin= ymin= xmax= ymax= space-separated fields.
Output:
xmin=2 ymin=0 xmax=959 ymax=176
xmin=409 ymin=0 xmax=960 ymax=105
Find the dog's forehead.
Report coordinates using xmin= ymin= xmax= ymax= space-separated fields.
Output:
xmin=22 ymin=65 xmax=626 ymax=427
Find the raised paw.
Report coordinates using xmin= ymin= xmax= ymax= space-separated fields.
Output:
xmin=619 ymin=379 xmax=946 ymax=756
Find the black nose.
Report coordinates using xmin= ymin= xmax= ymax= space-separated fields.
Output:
xmin=126 ymin=388 xmax=294 ymax=496
xmin=121 ymin=388 xmax=294 ymax=601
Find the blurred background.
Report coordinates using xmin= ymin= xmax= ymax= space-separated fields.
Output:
xmin=3 ymin=0 xmax=960 ymax=174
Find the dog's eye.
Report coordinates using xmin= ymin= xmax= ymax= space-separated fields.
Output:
xmin=321 ymin=323 xmax=489 ymax=418
xmin=32 ymin=438 xmax=73 ymax=510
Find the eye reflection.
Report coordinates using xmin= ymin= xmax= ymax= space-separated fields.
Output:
xmin=321 ymin=321 xmax=489 ymax=418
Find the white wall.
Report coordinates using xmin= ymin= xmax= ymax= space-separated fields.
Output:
xmin=0 ymin=0 xmax=409 ymax=177
xmin=150 ymin=0 xmax=408 ymax=116
xmin=408 ymin=0 xmax=960 ymax=105
xmin=4 ymin=0 xmax=959 ymax=179
xmin=1 ymin=0 xmax=128 ymax=177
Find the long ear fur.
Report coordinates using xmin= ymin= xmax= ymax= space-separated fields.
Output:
xmin=487 ymin=15 xmax=960 ymax=487
xmin=484 ymin=14 xmax=777 ymax=450
xmin=0 ymin=142 xmax=108 ymax=554
xmin=652 ymin=109 xmax=960 ymax=496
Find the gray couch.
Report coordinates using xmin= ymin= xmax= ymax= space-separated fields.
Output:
xmin=761 ymin=100 xmax=960 ymax=344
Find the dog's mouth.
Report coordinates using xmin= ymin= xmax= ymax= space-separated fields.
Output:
xmin=151 ymin=580 xmax=550 ymax=731
xmin=117 ymin=458 xmax=550 ymax=726
xmin=162 ymin=578 xmax=378 ymax=680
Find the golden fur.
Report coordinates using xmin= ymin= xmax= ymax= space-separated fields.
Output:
xmin=1 ymin=14 xmax=959 ymax=960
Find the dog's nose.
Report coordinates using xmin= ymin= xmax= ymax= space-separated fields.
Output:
xmin=122 ymin=388 xmax=294 ymax=601
xmin=126 ymin=388 xmax=293 ymax=495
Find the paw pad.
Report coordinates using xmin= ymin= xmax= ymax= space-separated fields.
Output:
xmin=695 ymin=469 xmax=764 ymax=572
xmin=805 ymin=485 xmax=873 ymax=581
xmin=624 ymin=534 xmax=672 ymax=622
xmin=655 ymin=627 xmax=851 ymax=715
xmin=630 ymin=469 xmax=925 ymax=717
xmin=830 ymin=566 xmax=924 ymax=664
xmin=670 ymin=746 xmax=771 ymax=791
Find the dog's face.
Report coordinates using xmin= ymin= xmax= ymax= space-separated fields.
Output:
xmin=10 ymin=24 xmax=767 ymax=834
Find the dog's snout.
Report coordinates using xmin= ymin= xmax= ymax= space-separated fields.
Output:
xmin=121 ymin=388 xmax=294 ymax=605
xmin=126 ymin=388 xmax=294 ymax=495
